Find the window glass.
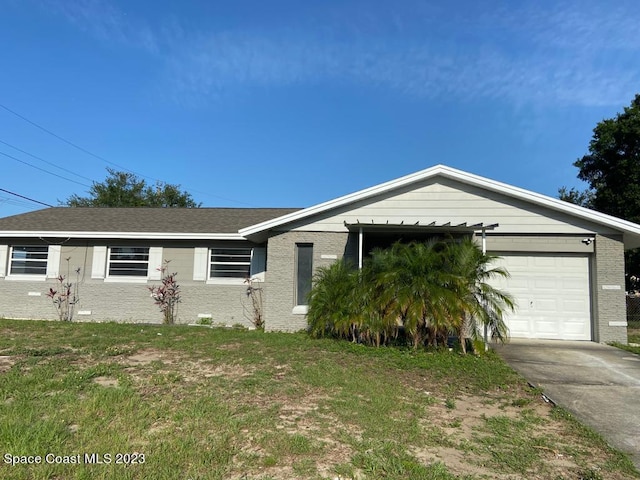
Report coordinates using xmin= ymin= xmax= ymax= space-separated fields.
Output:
xmin=296 ymin=244 xmax=313 ymax=305
xmin=210 ymin=248 xmax=251 ymax=279
xmin=108 ymin=247 xmax=150 ymax=276
xmin=10 ymin=246 xmax=48 ymax=275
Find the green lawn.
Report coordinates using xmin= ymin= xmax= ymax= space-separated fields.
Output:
xmin=0 ymin=319 xmax=638 ymax=480
xmin=615 ymin=321 xmax=640 ymax=355
xmin=629 ymin=320 xmax=640 ymax=343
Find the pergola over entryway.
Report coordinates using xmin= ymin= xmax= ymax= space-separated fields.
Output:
xmin=344 ymin=221 xmax=500 ymax=269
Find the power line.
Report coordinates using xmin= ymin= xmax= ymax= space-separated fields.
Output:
xmin=0 ymin=102 xmax=142 ymax=178
xmin=0 ymin=195 xmax=35 ymax=208
xmin=0 ymin=150 xmax=91 ymax=188
xmin=0 ymin=138 xmax=95 ymax=183
xmin=0 ymin=188 xmax=53 ymax=207
xmin=0 ymin=102 xmax=256 ymax=206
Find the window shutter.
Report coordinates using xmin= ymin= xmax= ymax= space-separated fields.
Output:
xmin=91 ymin=246 xmax=107 ymax=279
xmin=148 ymin=247 xmax=163 ymax=280
xmin=0 ymin=245 xmax=7 ymax=277
xmin=193 ymin=247 xmax=208 ymax=281
xmin=46 ymin=245 xmax=61 ymax=278
xmin=250 ymin=247 xmax=266 ymax=281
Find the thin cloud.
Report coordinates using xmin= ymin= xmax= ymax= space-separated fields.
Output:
xmin=40 ymin=0 xmax=159 ymax=53
xmin=38 ymin=0 xmax=640 ymax=108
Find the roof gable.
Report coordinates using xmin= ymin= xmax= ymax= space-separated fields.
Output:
xmin=239 ymin=165 xmax=640 ymax=248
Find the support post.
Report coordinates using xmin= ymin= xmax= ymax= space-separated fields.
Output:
xmin=358 ymin=227 xmax=363 ymax=270
xmin=482 ymin=227 xmax=488 ymax=351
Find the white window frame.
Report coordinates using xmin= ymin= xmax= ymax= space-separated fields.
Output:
xmin=105 ymin=246 xmax=151 ymax=283
xmin=206 ymin=247 xmax=252 ymax=285
xmin=0 ymin=245 xmax=7 ymax=277
xmin=5 ymin=245 xmax=50 ymax=281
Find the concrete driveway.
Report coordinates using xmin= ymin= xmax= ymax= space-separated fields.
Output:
xmin=494 ymin=339 xmax=640 ymax=470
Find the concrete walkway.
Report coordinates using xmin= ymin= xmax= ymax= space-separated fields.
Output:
xmin=494 ymin=339 xmax=640 ymax=470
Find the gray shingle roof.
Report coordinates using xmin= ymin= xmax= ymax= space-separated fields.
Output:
xmin=0 ymin=207 xmax=301 ymax=234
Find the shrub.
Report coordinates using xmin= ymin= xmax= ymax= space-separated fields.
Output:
xmin=307 ymin=259 xmax=360 ymax=340
xmin=46 ymin=258 xmax=80 ymax=321
xmin=149 ymin=260 xmax=181 ymax=324
xmin=307 ymin=238 xmax=514 ymax=351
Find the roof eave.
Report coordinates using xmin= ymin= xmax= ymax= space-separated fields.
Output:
xmin=439 ymin=167 xmax=640 ymax=246
xmin=239 ymin=165 xmax=448 ymax=236
xmin=239 ymin=165 xmax=640 ymax=247
xmin=0 ymin=231 xmax=247 ymax=240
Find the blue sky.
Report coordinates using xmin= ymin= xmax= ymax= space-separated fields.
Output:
xmin=1 ymin=0 xmax=639 ymax=216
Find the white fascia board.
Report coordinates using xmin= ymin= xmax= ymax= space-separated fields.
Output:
xmin=0 ymin=231 xmax=246 ymax=240
xmin=239 ymin=164 xmax=640 ymax=240
xmin=239 ymin=164 xmax=446 ymax=236
xmin=441 ymin=167 xmax=640 ymax=236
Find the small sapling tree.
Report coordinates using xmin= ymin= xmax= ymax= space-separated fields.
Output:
xmin=46 ymin=257 xmax=81 ymax=321
xmin=243 ymin=277 xmax=264 ymax=330
xmin=149 ymin=260 xmax=181 ymax=324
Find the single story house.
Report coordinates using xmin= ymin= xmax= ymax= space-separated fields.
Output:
xmin=1 ymin=165 xmax=639 ymax=344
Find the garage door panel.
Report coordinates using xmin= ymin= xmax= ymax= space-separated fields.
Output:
xmin=504 ymin=278 xmax=528 ymax=290
xmin=503 ymin=256 xmax=529 ymax=268
xmin=533 ymin=257 xmax=557 ymax=268
xmin=534 ymin=278 xmax=558 ymax=289
xmin=490 ymin=254 xmax=591 ymax=341
xmin=536 ymin=299 xmax=558 ymax=312
xmin=563 ymin=322 xmax=588 ymax=334
xmin=508 ymin=322 xmax=532 ymax=337
xmin=563 ymin=299 xmax=589 ymax=313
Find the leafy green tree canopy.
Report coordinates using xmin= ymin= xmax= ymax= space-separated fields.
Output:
xmin=560 ymin=94 xmax=640 ymax=220
xmin=559 ymin=94 xmax=640 ymax=290
xmin=557 ymin=186 xmax=594 ymax=209
xmin=65 ymin=168 xmax=201 ymax=208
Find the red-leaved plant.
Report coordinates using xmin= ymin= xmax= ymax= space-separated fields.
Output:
xmin=148 ymin=260 xmax=181 ymax=324
xmin=46 ymin=258 xmax=81 ymax=321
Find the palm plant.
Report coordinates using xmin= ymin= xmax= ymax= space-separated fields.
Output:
xmin=306 ymin=237 xmax=514 ymax=352
xmin=307 ymin=259 xmax=360 ymax=340
xmin=374 ymin=241 xmax=459 ymax=349
xmin=444 ymin=238 xmax=515 ymax=353
xmin=358 ymin=248 xmax=404 ymax=346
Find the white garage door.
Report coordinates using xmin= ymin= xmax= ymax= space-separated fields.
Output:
xmin=489 ymin=254 xmax=591 ymax=341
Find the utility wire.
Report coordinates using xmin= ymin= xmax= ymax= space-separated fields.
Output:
xmin=0 ymin=138 xmax=95 ymax=183
xmin=0 ymin=102 xmax=142 ymax=178
xmin=0 ymin=150 xmax=91 ymax=188
xmin=0 ymin=102 xmax=256 ymax=206
xmin=0 ymin=195 xmax=35 ymax=208
xmin=0 ymin=188 xmax=53 ymax=207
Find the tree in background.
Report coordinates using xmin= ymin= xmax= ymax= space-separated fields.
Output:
xmin=558 ymin=94 xmax=640 ymax=289
xmin=65 ymin=168 xmax=201 ymax=208
xmin=557 ymin=186 xmax=594 ymax=209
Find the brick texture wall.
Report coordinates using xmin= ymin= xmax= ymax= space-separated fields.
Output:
xmin=0 ymin=276 xmax=258 ymax=327
xmin=263 ymin=230 xmax=351 ymax=332
xmin=593 ymin=234 xmax=628 ymax=343
xmin=0 ymin=243 xmax=259 ymax=328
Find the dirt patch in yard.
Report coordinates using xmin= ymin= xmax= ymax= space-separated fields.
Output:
xmin=93 ymin=376 xmax=119 ymax=388
xmin=120 ymin=348 xmax=255 ymax=383
xmin=0 ymin=355 xmax=15 ymax=373
xmin=124 ymin=349 xmax=167 ymax=365
xmin=417 ymin=393 xmax=625 ymax=479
